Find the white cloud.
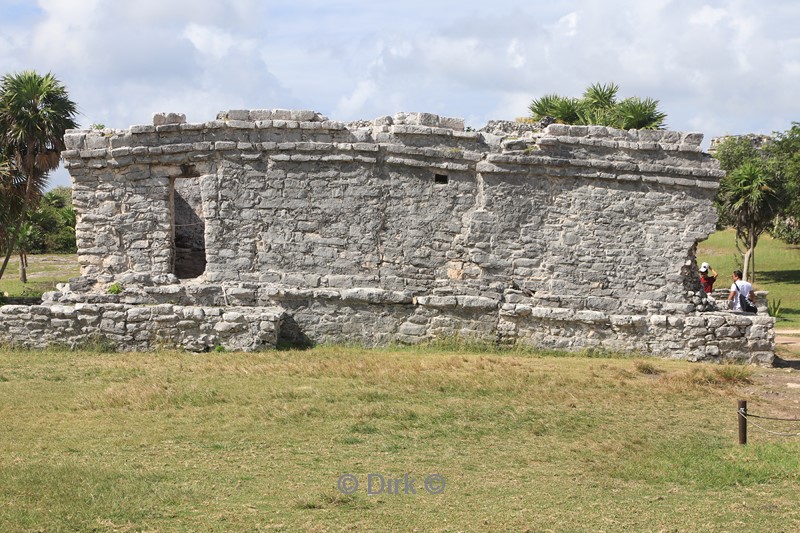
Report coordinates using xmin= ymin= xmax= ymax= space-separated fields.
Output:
xmin=334 ymin=79 xmax=378 ymax=118
xmin=507 ymin=39 xmax=526 ymax=69
xmin=0 ymin=0 xmax=798 ymax=187
xmin=688 ymin=5 xmax=727 ymax=26
xmin=553 ymin=12 xmax=578 ymax=37
xmin=183 ymin=24 xmax=240 ymax=60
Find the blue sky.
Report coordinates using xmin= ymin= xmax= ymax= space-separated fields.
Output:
xmin=2 ymin=0 xmax=799 ymax=188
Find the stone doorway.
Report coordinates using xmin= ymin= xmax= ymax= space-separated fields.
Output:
xmin=171 ymin=167 xmax=206 ymax=279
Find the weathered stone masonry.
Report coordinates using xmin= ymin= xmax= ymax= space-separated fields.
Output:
xmin=0 ymin=110 xmax=775 ymax=362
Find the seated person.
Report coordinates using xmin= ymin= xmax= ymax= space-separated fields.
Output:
xmin=699 ymin=262 xmax=718 ymax=294
xmin=728 ymin=270 xmax=754 ymax=312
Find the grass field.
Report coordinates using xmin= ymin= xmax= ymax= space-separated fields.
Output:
xmin=1 ymin=344 xmax=799 ymax=531
xmin=698 ymin=229 xmax=800 ymax=329
xmin=0 ymin=254 xmax=80 ymax=299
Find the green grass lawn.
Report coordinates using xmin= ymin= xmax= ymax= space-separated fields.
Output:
xmin=0 ymin=345 xmax=798 ymax=531
xmin=0 ymin=254 xmax=80 ymax=299
xmin=698 ymin=229 xmax=800 ymax=329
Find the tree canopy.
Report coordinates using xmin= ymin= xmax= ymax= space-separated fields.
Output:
xmin=767 ymin=123 xmax=800 ymax=244
xmin=716 ymin=158 xmax=783 ymax=282
xmin=712 ymin=124 xmax=800 ymax=281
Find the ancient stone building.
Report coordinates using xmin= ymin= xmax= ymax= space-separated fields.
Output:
xmin=0 ymin=110 xmax=775 ymax=363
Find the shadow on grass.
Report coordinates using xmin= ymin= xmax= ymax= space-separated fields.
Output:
xmin=759 ymin=269 xmax=800 ymax=285
xmin=773 ymin=356 xmax=800 ymax=370
xmin=780 ymin=308 xmax=800 ymax=320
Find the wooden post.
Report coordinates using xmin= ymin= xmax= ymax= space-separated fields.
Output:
xmin=738 ymin=400 xmax=747 ymax=445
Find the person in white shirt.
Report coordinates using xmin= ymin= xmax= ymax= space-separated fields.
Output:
xmin=728 ymin=270 xmax=754 ymax=312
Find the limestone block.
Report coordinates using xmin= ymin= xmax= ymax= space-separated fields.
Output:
xmin=290 ymin=110 xmax=317 ymax=122
xmin=218 ymin=110 xmax=250 ymax=121
xmin=228 ymin=120 xmax=255 ymax=129
xmin=415 ymin=295 xmax=458 ymax=308
xmin=455 ymin=296 xmax=499 ymax=310
xmin=577 ymin=311 xmax=609 ymax=324
xmin=607 ymin=315 xmax=643 ymax=327
xmin=153 ymin=112 xmax=186 ymax=125
xmin=126 ymin=307 xmax=152 ymax=322
xmin=270 ymin=110 xmax=293 ymax=120
xmin=398 ymin=322 xmax=428 ymax=336
xmin=340 ymin=288 xmax=413 ymax=304
xmin=747 ymin=339 xmax=773 ymax=352
xmin=64 ymin=133 xmax=86 ymax=151
xmin=684 ymin=316 xmax=706 ymax=327
xmin=48 ymin=305 xmax=77 ymax=318
xmin=222 ymin=311 xmax=244 ymax=322
xmin=213 ymin=321 xmax=241 ymax=333
xmin=747 ymin=351 xmax=774 ymax=365
xmin=436 ymin=116 xmax=464 ymax=131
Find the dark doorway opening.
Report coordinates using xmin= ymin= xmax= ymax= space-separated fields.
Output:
xmin=172 ymin=168 xmax=206 ymax=279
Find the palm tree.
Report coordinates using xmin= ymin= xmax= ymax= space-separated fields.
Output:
xmin=717 ymin=161 xmax=784 ymax=282
xmin=528 ymin=94 xmax=582 ymax=124
xmin=581 ymin=82 xmax=618 ymax=111
xmin=0 ymin=153 xmax=21 ymax=261
xmin=16 ymin=221 xmax=34 ymax=283
xmin=613 ymin=97 xmax=667 ymax=130
xmin=0 ymin=70 xmax=78 ymax=280
xmin=528 ymin=82 xmax=667 ymax=130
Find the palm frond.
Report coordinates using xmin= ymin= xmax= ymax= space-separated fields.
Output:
xmin=529 ymin=94 xmax=567 ymax=119
xmin=582 ymin=82 xmax=619 ymax=110
xmin=614 ymin=97 xmax=667 ymax=130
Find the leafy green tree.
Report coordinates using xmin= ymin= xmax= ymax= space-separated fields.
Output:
xmin=713 ymin=128 xmax=800 ymax=280
xmin=0 ymin=70 xmax=78 ymax=280
xmin=528 ymin=82 xmax=667 ymax=130
xmin=25 ymin=186 xmax=76 ymax=254
xmin=712 ymin=136 xmax=765 ymax=230
xmin=713 ymin=135 xmax=763 ymax=172
xmin=766 ymin=123 xmax=800 ymax=244
xmin=716 ymin=159 xmax=784 ymax=282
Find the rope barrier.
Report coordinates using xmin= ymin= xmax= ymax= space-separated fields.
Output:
xmin=743 ymin=413 xmax=800 ymax=422
xmin=739 ymin=409 xmax=800 ymax=437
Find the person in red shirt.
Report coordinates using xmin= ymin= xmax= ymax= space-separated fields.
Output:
xmin=699 ymin=262 xmax=718 ymax=294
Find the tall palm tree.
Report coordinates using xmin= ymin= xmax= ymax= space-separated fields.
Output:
xmin=0 ymin=153 xmax=21 ymax=261
xmin=718 ymin=161 xmax=784 ymax=282
xmin=0 ymin=70 xmax=78 ymax=280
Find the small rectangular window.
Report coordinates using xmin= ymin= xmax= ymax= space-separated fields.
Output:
xmin=434 ymin=174 xmax=448 ymax=185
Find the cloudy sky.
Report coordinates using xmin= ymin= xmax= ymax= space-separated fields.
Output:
xmin=2 ymin=0 xmax=799 ymax=188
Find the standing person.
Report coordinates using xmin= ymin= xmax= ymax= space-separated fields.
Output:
xmin=728 ymin=270 xmax=754 ymax=312
xmin=699 ymin=262 xmax=718 ymax=295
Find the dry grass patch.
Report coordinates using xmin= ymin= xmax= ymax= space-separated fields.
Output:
xmin=0 ymin=346 xmax=796 ymax=531
xmin=660 ymin=364 xmax=754 ymax=389
xmin=633 ymin=359 xmax=662 ymax=375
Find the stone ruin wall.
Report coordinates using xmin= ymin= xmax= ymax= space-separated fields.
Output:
xmin=0 ymin=110 xmax=775 ymax=363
